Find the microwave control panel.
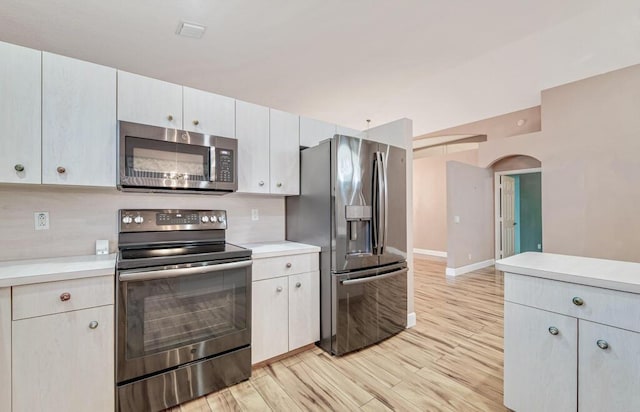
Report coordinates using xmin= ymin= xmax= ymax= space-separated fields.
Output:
xmin=216 ymin=150 xmax=234 ymax=183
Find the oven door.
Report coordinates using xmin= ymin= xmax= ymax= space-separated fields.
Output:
xmin=116 ymin=259 xmax=251 ymax=383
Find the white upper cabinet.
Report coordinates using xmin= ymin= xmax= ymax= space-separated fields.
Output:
xmin=336 ymin=125 xmax=361 ymax=137
xmin=42 ymin=53 xmax=117 ymax=187
xmin=117 ymin=71 xmax=182 ymax=129
xmin=236 ymin=100 xmax=270 ymax=194
xmin=0 ymin=42 xmax=41 ymax=184
xmin=299 ymin=116 xmax=336 ymax=148
xmin=269 ymin=109 xmax=299 ymax=195
xmin=183 ymin=87 xmax=235 ymax=137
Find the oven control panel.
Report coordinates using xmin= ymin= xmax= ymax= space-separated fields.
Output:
xmin=119 ymin=209 xmax=227 ymax=232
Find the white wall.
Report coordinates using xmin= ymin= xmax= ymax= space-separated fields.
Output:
xmin=0 ymin=185 xmax=284 ymax=261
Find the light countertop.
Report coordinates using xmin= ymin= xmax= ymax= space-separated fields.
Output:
xmin=496 ymin=252 xmax=640 ymax=294
xmin=0 ymin=254 xmax=116 ymax=287
xmin=239 ymin=241 xmax=320 ymax=259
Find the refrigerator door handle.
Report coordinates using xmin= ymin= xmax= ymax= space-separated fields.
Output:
xmin=372 ymin=153 xmax=379 ymax=254
xmin=340 ymin=267 xmax=408 ymax=285
xmin=380 ymin=151 xmax=388 ymax=254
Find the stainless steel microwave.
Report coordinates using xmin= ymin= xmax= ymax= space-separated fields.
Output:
xmin=118 ymin=121 xmax=238 ymax=194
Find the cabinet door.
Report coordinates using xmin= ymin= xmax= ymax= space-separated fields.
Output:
xmin=117 ymin=71 xmax=182 ymax=128
xmin=251 ymin=277 xmax=288 ymax=364
xmin=12 ymin=305 xmax=114 ymax=412
xmin=504 ymin=302 xmax=577 ymax=412
xmin=236 ymin=100 xmax=270 ymax=193
xmin=299 ymin=116 xmax=336 ymax=148
xmin=269 ymin=109 xmax=299 ymax=195
xmin=288 ymin=271 xmax=320 ymax=350
xmin=0 ymin=289 xmax=10 ymax=411
xmin=42 ymin=53 xmax=117 ymax=186
xmin=579 ymin=320 xmax=640 ymax=411
xmin=183 ymin=87 xmax=235 ymax=137
xmin=0 ymin=42 xmax=41 ymax=184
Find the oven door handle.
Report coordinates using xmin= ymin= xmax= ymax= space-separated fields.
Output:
xmin=119 ymin=260 xmax=252 ymax=282
xmin=340 ymin=268 xmax=408 ymax=286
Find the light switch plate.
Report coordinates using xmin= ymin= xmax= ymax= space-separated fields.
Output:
xmin=251 ymin=209 xmax=259 ymax=221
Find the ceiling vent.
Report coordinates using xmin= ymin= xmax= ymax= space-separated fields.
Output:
xmin=176 ymin=21 xmax=206 ymax=39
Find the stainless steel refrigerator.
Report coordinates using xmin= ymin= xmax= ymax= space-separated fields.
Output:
xmin=286 ymin=134 xmax=407 ymax=355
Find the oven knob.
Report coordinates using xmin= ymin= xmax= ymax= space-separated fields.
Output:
xmin=134 ymin=216 xmax=144 ymax=224
xmin=210 ymin=216 xmax=217 ymax=223
xmin=218 ymin=216 xmax=226 ymax=224
xmin=201 ymin=216 xmax=209 ymax=223
xmin=122 ymin=216 xmax=133 ymax=224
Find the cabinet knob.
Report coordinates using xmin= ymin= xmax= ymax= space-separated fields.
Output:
xmin=57 ymin=166 xmax=66 ymax=174
xmin=193 ymin=120 xmax=199 ymax=126
xmin=286 ymin=262 xmax=292 ymax=268
xmin=14 ymin=164 xmax=24 ymax=172
xmin=89 ymin=321 xmax=99 ymax=330
xmin=60 ymin=292 xmax=71 ymax=302
xmin=276 ymin=286 xmax=283 ymax=292
xmin=258 ymin=181 xmax=265 ymax=186
xmin=596 ymin=339 xmax=609 ymax=350
xmin=548 ymin=326 xmax=559 ymax=335
xmin=296 ymin=282 xmax=302 ymax=288
xmin=167 ymin=114 xmax=174 ymax=121
xmin=572 ymin=296 xmax=584 ymax=306
xmin=277 ymin=182 xmax=283 ymax=188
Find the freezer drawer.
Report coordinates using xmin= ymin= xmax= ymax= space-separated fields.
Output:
xmin=331 ymin=263 xmax=407 ymax=355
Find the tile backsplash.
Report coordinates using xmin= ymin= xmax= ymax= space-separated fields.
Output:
xmin=0 ymin=185 xmax=285 ymax=261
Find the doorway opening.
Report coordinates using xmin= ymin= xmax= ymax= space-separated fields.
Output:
xmin=494 ymin=165 xmax=542 ymax=260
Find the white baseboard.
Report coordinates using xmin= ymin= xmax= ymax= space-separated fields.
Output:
xmin=445 ymin=259 xmax=495 ymax=277
xmin=413 ymin=248 xmax=447 ymax=258
xmin=407 ymin=312 xmax=416 ymax=328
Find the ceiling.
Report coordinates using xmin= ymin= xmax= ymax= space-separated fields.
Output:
xmin=1 ymin=0 xmax=639 ymax=136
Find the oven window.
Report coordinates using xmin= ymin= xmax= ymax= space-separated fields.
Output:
xmin=125 ymin=269 xmax=247 ymax=358
xmin=125 ymin=136 xmax=210 ymax=181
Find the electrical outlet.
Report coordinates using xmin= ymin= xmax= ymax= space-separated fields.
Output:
xmin=538 ymin=243 xmax=542 ymax=250
xmin=251 ymin=209 xmax=259 ymax=221
xmin=468 ymin=253 xmax=472 ymax=260
xmin=34 ymin=211 xmax=49 ymax=230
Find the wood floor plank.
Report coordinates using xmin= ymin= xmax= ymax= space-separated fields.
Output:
xmin=173 ymin=258 xmax=508 ymax=412
xmin=227 ymin=380 xmax=271 ymax=411
xmin=204 ymin=388 xmax=240 ymax=412
xmin=251 ymin=374 xmax=302 ymax=412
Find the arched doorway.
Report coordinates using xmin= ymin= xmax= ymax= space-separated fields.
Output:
xmin=490 ymin=155 xmax=542 ymax=259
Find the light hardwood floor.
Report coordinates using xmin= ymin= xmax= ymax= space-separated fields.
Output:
xmin=171 ymin=257 xmax=506 ymax=411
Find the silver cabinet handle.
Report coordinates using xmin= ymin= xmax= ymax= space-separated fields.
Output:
xmin=89 ymin=321 xmax=99 ymax=329
xmin=286 ymin=262 xmax=292 ymax=268
xmin=596 ymin=339 xmax=609 ymax=350
xmin=167 ymin=114 xmax=174 ymax=121
xmin=258 ymin=181 xmax=265 ymax=186
xmin=193 ymin=119 xmax=199 ymax=125
xmin=572 ymin=296 xmax=584 ymax=306
xmin=57 ymin=166 xmax=66 ymax=174
xmin=60 ymin=292 xmax=71 ymax=302
xmin=276 ymin=286 xmax=283 ymax=292
xmin=14 ymin=164 xmax=24 ymax=172
xmin=548 ymin=326 xmax=559 ymax=335
xmin=296 ymin=282 xmax=301 ymax=288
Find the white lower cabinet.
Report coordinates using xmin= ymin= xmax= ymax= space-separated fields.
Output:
xmin=12 ymin=305 xmax=114 ymax=412
xmin=578 ymin=320 xmax=640 ymax=412
xmin=0 ymin=288 xmax=10 ymax=412
xmin=504 ymin=273 xmax=640 ymax=411
xmin=251 ymin=252 xmax=320 ymax=364
xmin=504 ymin=302 xmax=577 ymax=412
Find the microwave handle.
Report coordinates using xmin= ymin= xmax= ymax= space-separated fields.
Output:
xmin=209 ymin=146 xmax=216 ymax=182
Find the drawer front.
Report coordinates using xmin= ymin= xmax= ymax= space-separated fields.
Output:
xmin=13 ymin=276 xmax=114 ymax=320
xmin=505 ymin=273 xmax=640 ymax=332
xmin=252 ymin=253 xmax=319 ymax=281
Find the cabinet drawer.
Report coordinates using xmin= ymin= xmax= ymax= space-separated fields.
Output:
xmin=252 ymin=253 xmax=319 ymax=281
xmin=505 ymin=273 xmax=640 ymax=332
xmin=13 ymin=276 xmax=114 ymax=320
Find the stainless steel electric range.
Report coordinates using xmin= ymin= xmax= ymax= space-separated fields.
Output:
xmin=115 ymin=209 xmax=252 ymax=412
